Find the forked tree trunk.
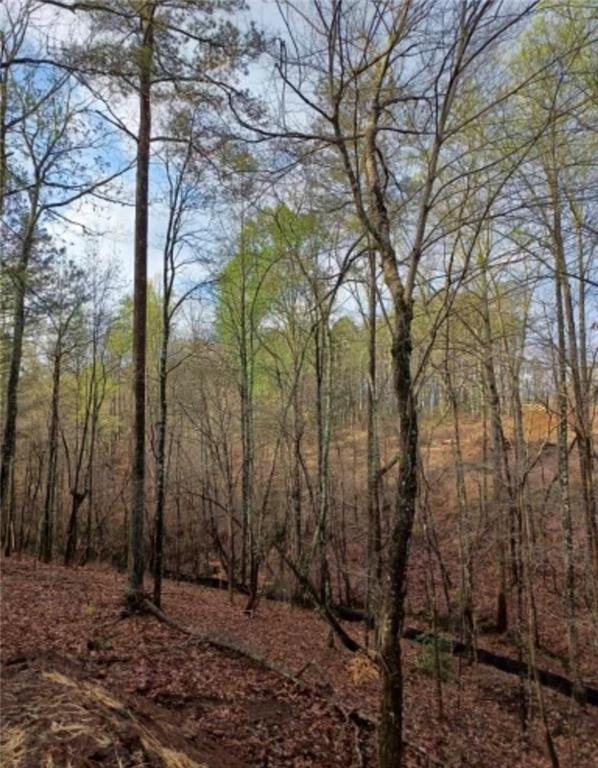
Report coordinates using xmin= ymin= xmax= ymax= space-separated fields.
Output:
xmin=65 ymin=354 xmax=97 ymax=566
xmin=83 ymin=377 xmax=102 ymax=565
xmin=64 ymin=491 xmax=87 ymax=565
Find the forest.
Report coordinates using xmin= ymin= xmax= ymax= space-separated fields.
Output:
xmin=0 ymin=1 xmax=597 ymax=766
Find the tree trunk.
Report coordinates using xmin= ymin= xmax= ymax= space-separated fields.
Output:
xmin=0 ymin=50 xmax=8 ymax=219
xmin=366 ymin=249 xmax=381 ymax=640
xmin=377 ymin=297 xmax=418 ymax=768
xmin=292 ymin=383 xmax=303 ymax=568
xmin=64 ymin=490 xmax=87 ymax=565
xmin=0 ymin=213 xmax=37 ymax=540
xmin=40 ymin=348 xmax=62 ymax=563
xmin=240 ymin=308 xmax=256 ymax=608
xmin=153 ymin=323 xmax=169 ymax=607
xmin=479 ymin=257 xmax=514 ymax=634
xmin=313 ymin=319 xmax=332 ymax=604
xmin=549 ymin=172 xmax=598 ymax=591
xmin=554 ymin=242 xmax=583 ymax=699
xmin=127 ymin=6 xmax=155 ymax=607
xmin=83 ymin=378 xmax=101 ymax=565
xmin=444 ymin=316 xmax=474 ymax=645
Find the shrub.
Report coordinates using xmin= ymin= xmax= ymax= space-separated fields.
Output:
xmin=414 ymin=631 xmax=453 ymax=682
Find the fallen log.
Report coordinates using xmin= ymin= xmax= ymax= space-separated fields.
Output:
xmin=278 ymin=553 xmax=362 ymax=653
xmin=165 ymin=565 xmax=362 ymax=652
xmin=163 ymin=570 xmax=249 ymax=594
xmin=142 ymin=599 xmax=306 ymax=687
xmin=161 ymin=570 xmax=598 ymax=707
xmin=403 ymin=628 xmax=598 ymax=708
xmin=141 ymin=599 xmax=374 ymax=767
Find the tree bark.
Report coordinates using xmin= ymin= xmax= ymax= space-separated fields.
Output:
xmin=365 ymin=249 xmax=381 ymax=643
xmin=127 ymin=5 xmax=155 ymax=607
xmin=0 ymin=211 xmax=37 ymax=541
xmin=548 ymin=169 xmax=598 ymax=591
xmin=239 ymin=258 xmax=256 ymax=609
xmin=153 ymin=321 xmax=169 ymax=606
xmin=39 ymin=347 xmax=62 ymax=563
xmin=377 ymin=297 xmax=418 ymax=768
xmin=554 ymin=232 xmax=583 ymax=699
xmin=479 ymin=255 xmax=515 ymax=634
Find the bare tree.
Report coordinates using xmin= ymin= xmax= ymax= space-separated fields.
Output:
xmin=234 ymin=2 xmax=542 ymax=763
xmin=0 ymin=58 xmax=121 ymax=547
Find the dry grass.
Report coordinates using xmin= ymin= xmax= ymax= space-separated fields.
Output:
xmin=142 ymin=742 xmax=208 ymax=768
xmin=0 ymin=727 xmax=27 ymax=767
xmin=1 ymin=666 xmax=208 ymax=768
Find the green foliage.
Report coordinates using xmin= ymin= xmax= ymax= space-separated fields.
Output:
xmin=215 ymin=203 xmax=325 ymax=397
xmin=106 ymin=283 xmax=162 ymax=368
xmin=414 ymin=632 xmax=453 ymax=682
xmin=509 ymin=1 xmax=598 ymax=145
xmin=216 ymin=204 xmax=321 ymax=333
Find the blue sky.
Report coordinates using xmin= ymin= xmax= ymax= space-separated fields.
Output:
xmin=6 ymin=0 xmax=287 ymax=291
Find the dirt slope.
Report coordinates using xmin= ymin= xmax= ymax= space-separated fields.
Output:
xmin=1 ymin=558 xmax=597 ymax=767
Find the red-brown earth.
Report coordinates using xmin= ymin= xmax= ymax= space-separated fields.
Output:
xmin=1 ymin=557 xmax=597 ymax=767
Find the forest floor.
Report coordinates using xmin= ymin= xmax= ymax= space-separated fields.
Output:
xmin=1 ymin=558 xmax=597 ymax=767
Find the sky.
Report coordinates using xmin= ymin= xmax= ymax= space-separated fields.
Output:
xmin=6 ymin=0 xmax=287 ymax=291
xmin=8 ymin=1 xmax=594 ymax=335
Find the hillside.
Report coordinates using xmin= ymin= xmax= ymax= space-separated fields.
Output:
xmin=1 ymin=558 xmax=597 ymax=767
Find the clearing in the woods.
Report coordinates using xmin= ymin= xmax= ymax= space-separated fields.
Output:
xmin=1 ymin=558 xmax=596 ymax=768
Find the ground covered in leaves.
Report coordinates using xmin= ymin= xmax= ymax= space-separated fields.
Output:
xmin=1 ymin=558 xmax=597 ymax=767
